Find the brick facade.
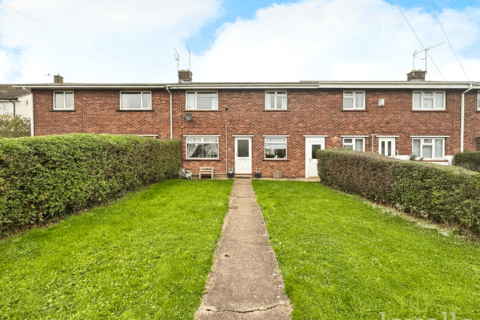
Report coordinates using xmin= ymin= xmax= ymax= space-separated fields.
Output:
xmin=31 ymin=86 xmax=480 ymax=177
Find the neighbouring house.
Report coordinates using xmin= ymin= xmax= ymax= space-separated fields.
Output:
xmin=15 ymin=70 xmax=480 ymax=178
xmin=0 ymin=85 xmax=33 ymax=118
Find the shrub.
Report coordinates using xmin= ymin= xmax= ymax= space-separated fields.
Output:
xmin=455 ymin=151 xmax=480 ymax=173
xmin=0 ymin=134 xmax=182 ymax=235
xmin=0 ymin=115 xmax=31 ymax=138
xmin=317 ymin=149 xmax=480 ymax=231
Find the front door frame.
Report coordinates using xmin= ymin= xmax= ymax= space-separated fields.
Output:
xmin=377 ymin=136 xmax=398 ymax=158
xmin=234 ymin=136 xmax=252 ymax=174
xmin=305 ymin=136 xmax=326 ymax=178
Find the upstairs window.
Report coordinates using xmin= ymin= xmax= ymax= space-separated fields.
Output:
xmin=343 ymin=91 xmax=365 ymax=109
xmin=343 ymin=138 xmax=364 ymax=151
xmin=186 ymin=91 xmax=218 ymax=110
xmin=186 ymin=137 xmax=219 ymax=159
xmin=54 ymin=92 xmax=74 ymax=110
xmin=120 ymin=92 xmax=151 ymax=110
xmin=265 ymin=91 xmax=287 ymax=110
xmin=477 ymin=91 xmax=480 ymax=110
xmin=413 ymin=91 xmax=445 ymax=110
xmin=412 ymin=138 xmax=444 ymax=159
xmin=265 ymin=137 xmax=287 ymax=159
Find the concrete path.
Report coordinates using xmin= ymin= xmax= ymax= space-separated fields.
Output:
xmin=195 ymin=179 xmax=292 ymax=320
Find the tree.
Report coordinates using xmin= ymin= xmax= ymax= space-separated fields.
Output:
xmin=0 ymin=115 xmax=31 ymax=138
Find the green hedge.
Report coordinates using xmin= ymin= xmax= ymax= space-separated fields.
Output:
xmin=317 ymin=149 xmax=480 ymax=231
xmin=0 ymin=134 xmax=182 ymax=235
xmin=455 ymin=151 xmax=480 ymax=172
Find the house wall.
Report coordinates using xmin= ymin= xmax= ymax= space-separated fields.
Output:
xmin=32 ymin=88 xmax=480 ymax=177
xmin=0 ymin=94 xmax=32 ymax=118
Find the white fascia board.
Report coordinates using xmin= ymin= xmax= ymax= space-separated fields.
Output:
xmin=262 ymin=135 xmax=290 ymax=138
xmin=232 ymin=135 xmax=254 ymax=137
xmin=410 ymin=135 xmax=450 ymax=138
xmin=174 ymin=86 xmax=317 ymax=90
xmin=303 ymin=135 xmax=328 ymax=138
xmin=318 ymin=83 xmax=479 ymax=89
xmin=341 ymin=135 xmax=369 ymax=138
xmin=17 ymin=86 xmax=166 ymax=89
xmin=183 ymin=135 xmax=221 ymax=137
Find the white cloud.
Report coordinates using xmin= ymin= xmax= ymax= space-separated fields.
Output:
xmin=0 ymin=0 xmax=221 ymax=83
xmin=196 ymin=0 xmax=480 ymax=82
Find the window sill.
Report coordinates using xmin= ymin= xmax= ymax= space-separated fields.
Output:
xmin=183 ymin=110 xmax=220 ymax=112
xmin=421 ymin=159 xmax=448 ymax=162
xmin=342 ymin=109 xmax=367 ymax=112
xmin=184 ymin=158 xmax=222 ymax=161
xmin=263 ymin=110 xmax=289 ymax=112
xmin=50 ymin=110 xmax=76 ymax=112
xmin=117 ymin=109 xmax=153 ymax=112
xmin=263 ymin=158 xmax=289 ymax=161
xmin=411 ymin=110 xmax=448 ymax=112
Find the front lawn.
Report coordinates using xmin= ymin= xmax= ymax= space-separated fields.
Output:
xmin=0 ymin=180 xmax=233 ymax=320
xmin=252 ymin=181 xmax=480 ymax=320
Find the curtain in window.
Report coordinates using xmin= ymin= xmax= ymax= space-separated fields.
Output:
xmin=423 ymin=92 xmax=433 ymax=109
xmin=205 ymin=144 xmax=219 ymax=158
xmin=478 ymin=93 xmax=480 ymax=110
xmin=187 ymin=143 xmax=199 ymax=158
xmin=423 ymin=145 xmax=432 ymax=158
xmin=412 ymin=139 xmax=420 ymax=156
xmin=435 ymin=92 xmax=444 ymax=109
xmin=343 ymin=92 xmax=353 ymax=109
xmin=355 ymin=139 xmax=363 ymax=151
xmin=143 ymin=92 xmax=151 ymax=109
xmin=435 ymin=139 xmax=443 ymax=158
xmin=65 ymin=93 xmax=74 ymax=109
xmin=186 ymin=92 xmax=195 ymax=109
xmin=413 ymin=92 xmax=421 ymax=109
xmin=55 ymin=92 xmax=64 ymax=109
xmin=266 ymin=93 xmax=275 ymax=109
xmin=355 ymin=92 xmax=364 ymax=108
xmin=276 ymin=93 xmax=286 ymax=109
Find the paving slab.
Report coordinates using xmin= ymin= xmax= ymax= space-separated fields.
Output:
xmin=195 ymin=179 xmax=292 ymax=319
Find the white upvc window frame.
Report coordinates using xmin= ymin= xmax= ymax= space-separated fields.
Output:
xmin=0 ymin=101 xmax=7 ymax=115
xmin=185 ymin=91 xmax=218 ymax=110
xmin=186 ymin=136 xmax=220 ymax=160
xmin=119 ymin=91 xmax=152 ymax=110
xmin=412 ymin=137 xmax=445 ymax=159
xmin=343 ymin=91 xmax=365 ymax=110
xmin=264 ymin=136 xmax=288 ymax=159
xmin=53 ymin=91 xmax=75 ymax=110
xmin=265 ymin=91 xmax=287 ymax=110
xmin=477 ymin=91 xmax=480 ymax=110
xmin=412 ymin=91 xmax=446 ymax=110
xmin=343 ymin=138 xmax=365 ymax=151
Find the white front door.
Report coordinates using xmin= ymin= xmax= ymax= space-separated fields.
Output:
xmin=305 ymin=138 xmax=325 ymax=178
xmin=378 ymin=138 xmax=396 ymax=157
xmin=235 ymin=138 xmax=252 ymax=174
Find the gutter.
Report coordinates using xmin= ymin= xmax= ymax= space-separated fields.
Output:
xmin=460 ymin=82 xmax=474 ymax=152
xmin=165 ymin=86 xmax=173 ymax=140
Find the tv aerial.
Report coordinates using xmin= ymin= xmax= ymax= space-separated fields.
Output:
xmin=174 ymin=48 xmax=180 ymax=71
xmin=413 ymin=41 xmax=444 ymax=73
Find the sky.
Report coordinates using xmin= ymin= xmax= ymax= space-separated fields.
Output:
xmin=0 ymin=0 xmax=479 ymax=83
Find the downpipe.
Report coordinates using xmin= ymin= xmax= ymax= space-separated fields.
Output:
xmin=165 ymin=86 xmax=172 ymax=140
xmin=460 ymin=83 xmax=474 ymax=152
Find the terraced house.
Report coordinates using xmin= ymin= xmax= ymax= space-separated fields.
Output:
xmin=17 ymin=70 xmax=480 ymax=178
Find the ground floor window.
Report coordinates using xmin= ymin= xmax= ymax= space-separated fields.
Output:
xmin=186 ymin=137 xmax=219 ymax=159
xmin=0 ymin=102 xmax=7 ymax=115
xmin=265 ymin=137 xmax=287 ymax=159
xmin=412 ymin=138 xmax=444 ymax=159
xmin=343 ymin=138 xmax=364 ymax=151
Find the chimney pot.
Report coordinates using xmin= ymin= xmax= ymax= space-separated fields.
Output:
xmin=407 ymin=70 xmax=426 ymax=81
xmin=54 ymin=74 xmax=64 ymax=83
xmin=178 ymin=70 xmax=192 ymax=83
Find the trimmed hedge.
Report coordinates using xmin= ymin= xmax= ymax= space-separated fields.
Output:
xmin=0 ymin=134 xmax=182 ymax=235
xmin=317 ymin=149 xmax=480 ymax=230
xmin=455 ymin=151 xmax=480 ymax=172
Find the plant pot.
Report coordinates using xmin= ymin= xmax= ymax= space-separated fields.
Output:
xmin=255 ymin=173 xmax=262 ymax=178
xmin=227 ymin=173 xmax=234 ymax=179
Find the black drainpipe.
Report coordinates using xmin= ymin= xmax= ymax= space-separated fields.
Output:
xmin=8 ymin=99 xmax=16 ymax=117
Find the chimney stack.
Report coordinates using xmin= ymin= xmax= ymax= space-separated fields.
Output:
xmin=54 ymin=74 xmax=64 ymax=83
xmin=407 ymin=70 xmax=426 ymax=81
xmin=178 ymin=69 xmax=192 ymax=83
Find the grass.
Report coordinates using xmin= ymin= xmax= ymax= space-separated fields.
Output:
xmin=0 ymin=179 xmax=233 ymax=320
xmin=252 ymin=180 xmax=480 ymax=320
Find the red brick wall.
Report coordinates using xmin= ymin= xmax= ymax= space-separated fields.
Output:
xmin=33 ymin=88 xmax=479 ymax=177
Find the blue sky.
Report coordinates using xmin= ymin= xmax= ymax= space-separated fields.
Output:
xmin=1 ymin=0 xmax=480 ymax=83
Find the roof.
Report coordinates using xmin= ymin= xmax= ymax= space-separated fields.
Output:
xmin=13 ymin=81 xmax=480 ymax=90
xmin=0 ymin=85 xmax=31 ymax=100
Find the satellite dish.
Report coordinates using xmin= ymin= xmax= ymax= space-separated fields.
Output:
xmin=184 ymin=113 xmax=193 ymax=121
